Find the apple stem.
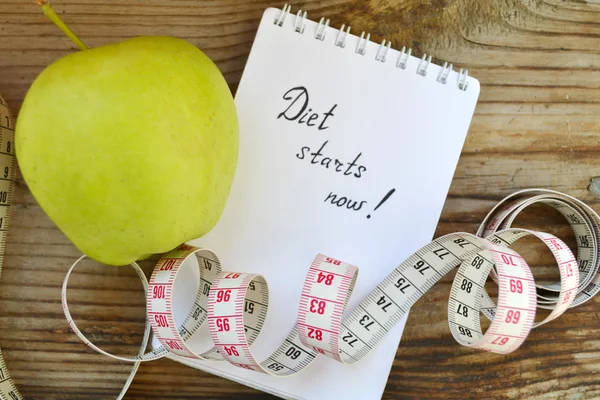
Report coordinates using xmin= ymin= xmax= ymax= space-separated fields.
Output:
xmin=37 ymin=0 xmax=88 ymax=50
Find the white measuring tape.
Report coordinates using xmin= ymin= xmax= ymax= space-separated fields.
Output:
xmin=1 ymin=93 xmax=599 ymax=397
xmin=57 ymin=188 xmax=600 ymax=396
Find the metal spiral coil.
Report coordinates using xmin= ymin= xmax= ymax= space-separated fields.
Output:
xmin=273 ymin=4 xmax=470 ymax=92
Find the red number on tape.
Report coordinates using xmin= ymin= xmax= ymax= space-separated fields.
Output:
xmin=165 ymin=340 xmax=183 ymax=350
xmin=505 ymin=310 xmax=521 ymax=324
xmin=216 ymin=318 xmax=231 ymax=332
xmin=501 ymin=254 xmax=517 ymax=266
xmin=324 ymin=257 xmax=341 ymax=265
xmin=154 ymin=314 xmax=169 ymax=328
xmin=153 ymin=285 xmax=166 ymax=299
xmin=548 ymin=238 xmax=563 ymax=250
xmin=509 ymin=279 xmax=523 ymax=293
xmin=160 ymin=259 xmax=176 ymax=271
xmin=216 ymin=289 xmax=231 ymax=303
xmin=316 ymin=272 xmax=334 ymax=286
xmin=224 ymin=346 xmax=240 ymax=356
xmin=566 ymin=263 xmax=574 ymax=277
xmin=308 ymin=328 xmax=323 ymax=341
xmin=491 ymin=336 xmax=510 ymax=346
xmin=309 ymin=299 xmax=326 ymax=315
xmin=224 ymin=273 xmax=241 ymax=279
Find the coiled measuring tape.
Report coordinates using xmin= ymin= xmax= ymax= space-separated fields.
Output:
xmin=0 ymin=95 xmax=23 ymax=400
xmin=56 ymin=188 xmax=599 ymax=398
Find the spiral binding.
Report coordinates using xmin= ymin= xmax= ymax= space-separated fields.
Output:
xmin=274 ymin=4 xmax=470 ymax=92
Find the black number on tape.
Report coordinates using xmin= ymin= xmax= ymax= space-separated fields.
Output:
xmin=471 ymin=256 xmax=484 ymax=269
xmin=285 ymin=347 xmax=301 ymax=360
xmin=413 ymin=260 xmax=430 ymax=275
xmin=268 ymin=362 xmax=284 ymax=371
xmin=192 ymin=307 xmax=201 ymax=320
xmin=342 ymin=332 xmax=358 ymax=347
xmin=359 ymin=315 xmax=374 ymax=331
xmin=453 ymin=238 xmax=470 ymax=248
xmin=376 ymin=296 xmax=392 ymax=312
xmin=460 ymin=279 xmax=473 ymax=293
xmin=433 ymin=248 xmax=450 ymax=259
xmin=488 ymin=237 xmax=503 ymax=245
xmin=580 ymin=235 xmax=590 ymax=247
xmin=458 ymin=326 xmax=473 ymax=337
xmin=394 ymin=277 xmax=410 ymax=293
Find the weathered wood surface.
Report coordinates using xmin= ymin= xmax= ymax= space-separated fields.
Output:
xmin=1 ymin=0 xmax=600 ymax=398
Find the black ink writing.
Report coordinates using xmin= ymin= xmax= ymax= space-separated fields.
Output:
xmin=278 ymin=86 xmax=337 ymax=130
xmin=366 ymin=189 xmax=396 ymax=219
xmin=296 ymin=140 xmax=366 ymax=178
xmin=278 ymin=85 xmax=397 ymax=219
xmin=325 ymin=192 xmax=367 ymax=211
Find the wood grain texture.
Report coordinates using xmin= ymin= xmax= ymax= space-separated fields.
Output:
xmin=1 ymin=0 xmax=600 ymax=398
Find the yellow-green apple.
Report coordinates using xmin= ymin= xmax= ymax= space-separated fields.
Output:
xmin=16 ymin=36 xmax=238 ymax=265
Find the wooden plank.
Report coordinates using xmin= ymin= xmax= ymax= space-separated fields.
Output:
xmin=0 ymin=0 xmax=600 ymax=399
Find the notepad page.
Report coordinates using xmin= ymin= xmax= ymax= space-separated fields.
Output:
xmin=155 ymin=7 xmax=480 ymax=400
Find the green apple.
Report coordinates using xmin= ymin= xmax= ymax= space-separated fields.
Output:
xmin=16 ymin=36 xmax=239 ymax=266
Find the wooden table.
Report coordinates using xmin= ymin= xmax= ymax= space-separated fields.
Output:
xmin=1 ymin=0 xmax=600 ymax=398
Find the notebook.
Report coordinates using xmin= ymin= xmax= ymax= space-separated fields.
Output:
xmin=152 ymin=5 xmax=480 ymax=399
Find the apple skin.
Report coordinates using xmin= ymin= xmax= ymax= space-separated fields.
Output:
xmin=16 ymin=36 xmax=239 ymax=266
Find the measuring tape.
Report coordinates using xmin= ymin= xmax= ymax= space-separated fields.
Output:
xmin=56 ymin=188 xmax=600 ymax=396
xmin=0 ymin=94 xmax=23 ymax=400
xmin=0 ymin=91 xmax=597 ymax=395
